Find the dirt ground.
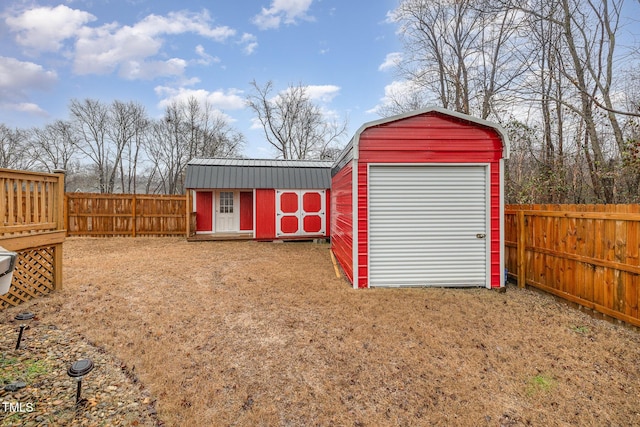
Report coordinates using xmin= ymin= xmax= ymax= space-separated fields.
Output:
xmin=6 ymin=237 xmax=640 ymax=426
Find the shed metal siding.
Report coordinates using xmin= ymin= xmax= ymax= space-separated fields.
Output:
xmin=185 ymin=159 xmax=332 ymax=190
xmin=490 ymin=163 xmax=501 ymax=285
xmin=330 ymin=162 xmax=354 ymax=283
xmin=331 ymin=109 xmax=507 ymax=289
xmin=358 ymin=115 xmax=503 ymax=164
xmin=189 ymin=158 xmax=331 ymax=168
xmin=356 ymin=111 xmax=504 ymax=288
xmin=357 ymin=162 xmax=369 ymax=288
xmin=331 ymin=140 xmax=354 ymax=177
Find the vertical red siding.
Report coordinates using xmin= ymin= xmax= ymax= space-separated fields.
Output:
xmin=325 ymin=189 xmax=331 ymax=238
xmin=357 ymin=162 xmax=368 ymax=288
xmin=330 ymin=163 xmax=354 ymax=283
xmin=255 ymin=189 xmax=275 ymax=239
xmin=490 ymin=163 xmax=502 ymax=287
xmin=356 ymin=111 xmax=505 ymax=288
xmin=239 ymin=191 xmax=253 ymax=231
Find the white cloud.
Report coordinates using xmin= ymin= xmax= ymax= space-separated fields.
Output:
xmin=73 ymin=23 xmax=162 ymax=75
xmin=379 ymin=52 xmax=402 ymax=71
xmin=252 ymin=0 xmax=314 ymax=30
xmin=367 ymin=79 xmax=421 ymax=114
xmin=155 ymin=86 xmax=246 ymax=111
xmin=0 ymin=56 xmax=57 ymax=94
xmin=0 ymin=101 xmax=48 ymax=118
xmin=119 ymin=58 xmax=187 ymax=80
xmin=6 ymin=6 xmax=237 ymax=80
xmin=249 ymin=116 xmax=265 ymax=130
xmin=73 ymin=10 xmax=235 ymax=77
xmin=194 ymin=45 xmax=220 ymax=65
xmin=271 ymin=84 xmax=342 ymax=123
xmin=132 ymin=10 xmax=235 ymax=41
xmin=304 ymin=85 xmax=340 ymax=102
xmin=0 ymin=56 xmax=56 ymax=116
xmin=178 ymin=77 xmax=202 ymax=87
xmin=382 ymin=79 xmax=417 ymax=97
xmin=5 ymin=5 xmax=96 ymax=52
xmin=239 ymin=33 xmax=258 ymax=55
xmin=271 ymin=84 xmax=340 ymax=113
xmin=7 ymin=102 xmax=48 ymax=116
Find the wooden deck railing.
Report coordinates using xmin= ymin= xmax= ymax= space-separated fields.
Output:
xmin=505 ymin=204 xmax=640 ymax=327
xmin=0 ymin=169 xmax=66 ymax=309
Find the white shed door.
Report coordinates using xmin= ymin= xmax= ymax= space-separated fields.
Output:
xmin=368 ymin=165 xmax=488 ymax=287
xmin=275 ymin=190 xmax=326 ymax=237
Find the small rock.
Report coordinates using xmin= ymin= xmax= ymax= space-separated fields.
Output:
xmin=4 ymin=381 xmax=27 ymax=392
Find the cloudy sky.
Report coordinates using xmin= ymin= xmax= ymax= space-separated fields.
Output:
xmin=0 ymin=0 xmax=403 ymax=157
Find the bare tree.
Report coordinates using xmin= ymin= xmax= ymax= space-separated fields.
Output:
xmin=389 ymin=0 xmax=638 ymax=203
xmin=515 ymin=0 xmax=572 ymax=203
xmin=146 ymin=114 xmax=185 ymax=195
xmin=391 ymin=0 xmax=527 ymax=119
xmin=375 ymin=81 xmax=432 ymax=117
xmin=182 ymin=97 xmax=244 ymax=159
xmin=246 ymin=80 xmax=347 ymax=159
xmin=69 ymin=98 xmax=112 ymax=192
xmin=0 ymin=124 xmax=34 ymax=170
xmin=145 ymin=97 xmax=244 ymax=194
xmin=69 ymin=98 xmax=152 ymax=193
xmin=108 ymin=100 xmax=148 ymax=193
xmin=29 ymin=120 xmax=78 ymax=173
xmin=512 ymin=0 xmax=630 ymax=202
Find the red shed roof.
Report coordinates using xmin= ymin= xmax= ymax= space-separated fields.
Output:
xmin=332 ymin=107 xmax=510 ymax=175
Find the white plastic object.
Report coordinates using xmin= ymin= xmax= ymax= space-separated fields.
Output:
xmin=0 ymin=246 xmax=17 ymax=295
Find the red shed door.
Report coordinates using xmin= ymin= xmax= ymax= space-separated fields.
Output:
xmin=275 ymin=190 xmax=326 ymax=237
xmin=239 ymin=191 xmax=253 ymax=231
xmin=195 ymin=191 xmax=213 ymax=232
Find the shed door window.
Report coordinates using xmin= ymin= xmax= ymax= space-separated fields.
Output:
xmin=219 ymin=191 xmax=234 ymax=213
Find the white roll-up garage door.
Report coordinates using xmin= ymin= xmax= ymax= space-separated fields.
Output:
xmin=368 ymin=165 xmax=488 ymax=287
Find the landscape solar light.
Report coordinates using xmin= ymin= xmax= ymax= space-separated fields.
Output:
xmin=14 ymin=312 xmax=34 ymax=350
xmin=67 ymin=359 xmax=94 ymax=405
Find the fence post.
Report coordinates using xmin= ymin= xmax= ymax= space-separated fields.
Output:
xmin=186 ymin=190 xmax=191 ymax=238
xmin=63 ymin=194 xmax=68 ymax=236
xmin=53 ymin=169 xmax=66 ymax=290
xmin=132 ymin=195 xmax=137 ymax=238
xmin=517 ymin=210 xmax=526 ymax=288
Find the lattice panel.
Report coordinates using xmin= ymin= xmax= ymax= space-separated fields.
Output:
xmin=0 ymin=246 xmax=56 ymax=309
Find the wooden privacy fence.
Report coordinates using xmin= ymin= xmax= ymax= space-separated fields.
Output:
xmin=66 ymin=193 xmax=187 ymax=237
xmin=0 ymin=169 xmax=66 ymax=309
xmin=505 ymin=204 xmax=640 ymax=327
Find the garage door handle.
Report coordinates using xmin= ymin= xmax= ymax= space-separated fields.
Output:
xmin=476 ymin=234 xmax=486 ymax=239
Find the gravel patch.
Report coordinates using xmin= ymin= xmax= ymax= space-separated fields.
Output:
xmin=1 ymin=317 xmax=159 ymax=426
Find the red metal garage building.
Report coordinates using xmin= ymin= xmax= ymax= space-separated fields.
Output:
xmin=186 ymin=159 xmax=332 ymax=240
xmin=331 ymin=107 xmax=510 ymax=289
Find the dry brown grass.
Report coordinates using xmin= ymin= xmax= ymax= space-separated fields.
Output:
xmin=10 ymin=237 xmax=640 ymax=426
